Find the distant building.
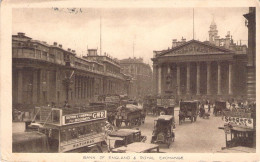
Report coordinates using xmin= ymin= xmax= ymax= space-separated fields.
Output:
xmin=244 ymin=7 xmax=256 ymax=102
xmin=152 ymin=19 xmax=247 ymax=101
xmin=119 ymin=57 xmax=153 ymax=99
xmin=12 ymin=33 xmax=131 ymax=108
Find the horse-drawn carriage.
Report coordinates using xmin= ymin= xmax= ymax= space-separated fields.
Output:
xmin=214 ymin=101 xmax=226 ymax=116
xmin=179 ymin=101 xmax=199 ymax=124
xmin=115 ymin=104 xmax=145 ymax=127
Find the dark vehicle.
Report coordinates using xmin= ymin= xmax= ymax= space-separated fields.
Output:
xmin=107 ymin=129 xmax=147 ymax=152
xmin=179 ymin=101 xmax=199 ymax=124
xmin=143 ymin=95 xmax=157 ymax=115
xmin=13 ymin=106 xmax=107 ymax=153
xmin=214 ymin=101 xmax=226 ymax=116
xmin=156 ymin=96 xmax=175 ymax=116
xmin=218 ymin=103 xmax=256 ymax=153
xmin=151 ymin=115 xmax=175 ymax=148
xmin=115 ymin=104 xmax=145 ymax=127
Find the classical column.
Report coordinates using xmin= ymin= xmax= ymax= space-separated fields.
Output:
xmin=17 ymin=69 xmax=23 ymax=103
xmin=196 ymin=62 xmax=200 ymax=95
xmin=217 ymin=62 xmax=222 ymax=95
xmin=87 ymin=77 xmax=90 ymax=98
xmin=32 ymin=69 xmax=38 ymax=104
xmin=92 ymin=78 xmax=94 ymax=97
xmin=158 ymin=65 xmax=162 ymax=95
xmin=228 ymin=62 xmax=233 ymax=95
xmin=186 ymin=62 xmax=191 ymax=95
xmin=81 ymin=77 xmax=84 ymax=99
xmin=206 ymin=62 xmax=211 ymax=95
xmin=176 ymin=63 xmax=181 ymax=95
xmin=46 ymin=70 xmax=50 ymax=103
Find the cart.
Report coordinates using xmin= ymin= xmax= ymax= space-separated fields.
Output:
xmin=151 ymin=115 xmax=175 ymax=148
xmin=179 ymin=101 xmax=199 ymax=124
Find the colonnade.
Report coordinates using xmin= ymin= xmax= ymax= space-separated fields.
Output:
xmin=74 ymin=75 xmax=95 ymax=99
xmin=156 ymin=61 xmax=233 ymax=96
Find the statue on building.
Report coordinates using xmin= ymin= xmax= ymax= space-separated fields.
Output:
xmin=165 ymin=66 xmax=173 ymax=94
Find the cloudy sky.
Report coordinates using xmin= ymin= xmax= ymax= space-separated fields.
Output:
xmin=12 ymin=7 xmax=249 ymax=65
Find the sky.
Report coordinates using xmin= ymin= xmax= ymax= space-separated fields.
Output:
xmin=12 ymin=7 xmax=249 ymax=66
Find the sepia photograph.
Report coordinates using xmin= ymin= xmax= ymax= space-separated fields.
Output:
xmin=0 ymin=0 xmax=259 ymax=161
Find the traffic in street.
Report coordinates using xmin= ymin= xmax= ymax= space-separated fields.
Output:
xmin=139 ymin=107 xmax=225 ymax=153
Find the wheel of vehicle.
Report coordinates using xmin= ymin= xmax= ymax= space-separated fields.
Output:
xmin=190 ymin=117 xmax=193 ymax=123
xmin=172 ymin=133 xmax=175 ymax=142
xmin=131 ymin=120 xmax=135 ymax=126
xmin=167 ymin=139 xmax=171 ymax=148
xmin=194 ymin=116 xmax=197 ymax=122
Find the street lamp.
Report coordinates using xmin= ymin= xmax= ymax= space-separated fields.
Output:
xmin=63 ymin=66 xmax=74 ymax=103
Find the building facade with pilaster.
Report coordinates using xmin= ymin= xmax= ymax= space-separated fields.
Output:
xmin=120 ymin=57 xmax=153 ymax=99
xmin=12 ymin=33 xmax=131 ymax=108
xmin=152 ymin=21 xmax=247 ymax=101
xmin=244 ymin=7 xmax=256 ymax=102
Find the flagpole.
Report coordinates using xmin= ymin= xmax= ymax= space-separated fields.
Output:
xmin=100 ymin=15 xmax=102 ymax=55
xmin=193 ymin=8 xmax=194 ymax=40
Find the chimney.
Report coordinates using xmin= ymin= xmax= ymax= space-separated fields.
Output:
xmin=68 ymin=48 xmax=71 ymax=52
xmin=58 ymin=44 xmax=62 ymax=48
xmin=172 ymin=39 xmax=177 ymax=48
xmin=53 ymin=42 xmax=57 ymax=46
xmin=42 ymin=41 xmax=47 ymax=44
xmin=88 ymin=49 xmax=97 ymax=56
xmin=72 ymin=50 xmax=75 ymax=53
xmin=18 ymin=32 xmax=25 ymax=37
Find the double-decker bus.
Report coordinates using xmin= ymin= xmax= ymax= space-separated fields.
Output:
xmin=13 ymin=106 xmax=107 ymax=153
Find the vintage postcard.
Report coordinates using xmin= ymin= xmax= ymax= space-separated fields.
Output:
xmin=0 ymin=0 xmax=259 ymax=161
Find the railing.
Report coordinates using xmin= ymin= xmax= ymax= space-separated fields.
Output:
xmin=13 ymin=47 xmax=126 ymax=80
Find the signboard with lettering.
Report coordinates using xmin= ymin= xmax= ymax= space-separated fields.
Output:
xmin=62 ymin=110 xmax=107 ymax=125
xmin=223 ymin=116 xmax=254 ymax=129
xmin=157 ymin=99 xmax=174 ymax=107
xmin=59 ymin=133 xmax=105 ymax=152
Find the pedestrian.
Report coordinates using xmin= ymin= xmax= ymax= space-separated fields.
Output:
xmin=208 ymin=101 xmax=211 ymax=113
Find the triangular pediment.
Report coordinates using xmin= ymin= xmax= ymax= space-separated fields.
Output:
xmin=159 ymin=40 xmax=232 ymax=56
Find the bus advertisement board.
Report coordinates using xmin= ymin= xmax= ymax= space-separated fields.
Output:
xmin=62 ymin=110 xmax=107 ymax=125
xmin=59 ymin=133 xmax=105 ymax=152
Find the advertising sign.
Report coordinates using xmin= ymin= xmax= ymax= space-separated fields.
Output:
xmin=223 ymin=116 xmax=254 ymax=129
xmin=62 ymin=110 xmax=107 ymax=125
xmin=59 ymin=133 xmax=104 ymax=152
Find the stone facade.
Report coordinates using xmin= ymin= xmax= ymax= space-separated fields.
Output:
xmin=244 ymin=7 xmax=256 ymax=102
xmin=119 ymin=57 xmax=153 ymax=99
xmin=152 ymin=21 xmax=247 ymax=101
xmin=12 ymin=33 xmax=131 ymax=108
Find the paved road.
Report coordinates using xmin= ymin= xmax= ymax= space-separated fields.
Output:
xmin=12 ymin=107 xmax=226 ymax=153
xmin=139 ymin=107 xmax=226 ymax=153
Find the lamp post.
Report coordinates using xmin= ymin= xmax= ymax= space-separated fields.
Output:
xmin=63 ymin=66 xmax=74 ymax=103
